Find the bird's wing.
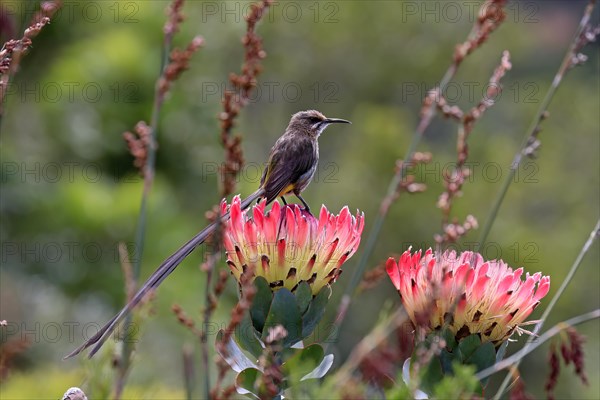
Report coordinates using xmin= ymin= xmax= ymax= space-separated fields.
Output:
xmin=260 ymin=144 xmax=281 ymax=187
xmin=262 ymin=140 xmax=316 ymax=204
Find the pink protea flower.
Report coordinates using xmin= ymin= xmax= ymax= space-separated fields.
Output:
xmin=223 ymin=196 xmax=365 ymax=295
xmin=386 ymin=248 xmax=550 ymax=345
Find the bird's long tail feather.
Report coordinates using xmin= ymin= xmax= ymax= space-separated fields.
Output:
xmin=64 ymin=189 xmax=264 ymax=359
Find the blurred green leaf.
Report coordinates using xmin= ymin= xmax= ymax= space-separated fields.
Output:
xmin=432 ymin=363 xmax=479 ymax=399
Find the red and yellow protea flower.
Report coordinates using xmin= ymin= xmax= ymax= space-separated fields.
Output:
xmin=386 ymin=248 xmax=550 ymax=345
xmin=223 ymin=196 xmax=364 ymax=295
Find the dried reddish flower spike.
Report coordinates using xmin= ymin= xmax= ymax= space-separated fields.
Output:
xmin=545 ymin=327 xmax=589 ymax=400
xmin=386 ymin=248 xmax=550 ymax=345
xmin=123 ymin=121 xmax=153 ymax=175
xmin=454 ymin=0 xmax=507 ymax=65
xmin=566 ymin=327 xmax=588 ymax=385
xmin=0 ymin=1 xmax=61 ymax=115
xmin=545 ymin=343 xmax=560 ymax=400
xmin=223 ymin=196 xmax=364 ymax=294
xmin=219 ymin=0 xmax=272 ymax=197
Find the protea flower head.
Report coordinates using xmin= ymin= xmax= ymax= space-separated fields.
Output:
xmin=223 ymin=196 xmax=365 ymax=295
xmin=386 ymin=248 xmax=550 ymax=345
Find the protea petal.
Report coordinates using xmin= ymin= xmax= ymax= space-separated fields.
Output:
xmin=223 ymin=196 xmax=364 ymax=295
xmin=386 ymin=248 xmax=550 ymax=345
xmin=386 ymin=258 xmax=401 ymax=290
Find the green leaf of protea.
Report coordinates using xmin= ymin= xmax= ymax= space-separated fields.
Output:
xmin=419 ymin=354 xmax=444 ymax=394
xmin=464 ymin=341 xmax=496 ymax=387
xmin=457 ymin=334 xmax=482 ymax=361
xmin=261 ymin=288 xmax=303 ymax=348
xmin=294 ymin=281 xmax=312 ymax=314
xmin=302 ymin=354 xmax=334 ymax=381
xmin=439 ymin=348 xmax=460 ymax=375
xmin=216 ymin=330 xmax=259 ymax=373
xmin=235 ymin=312 xmax=264 ymax=359
xmin=283 ymin=344 xmax=325 ymax=384
xmin=250 ymin=276 xmax=273 ymax=334
xmin=235 ymin=367 xmax=262 ymax=399
xmin=441 ymin=327 xmax=458 ymax=350
xmin=301 ymin=285 xmax=332 ymax=338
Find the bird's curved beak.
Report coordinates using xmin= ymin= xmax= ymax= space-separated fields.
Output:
xmin=324 ymin=118 xmax=351 ymax=125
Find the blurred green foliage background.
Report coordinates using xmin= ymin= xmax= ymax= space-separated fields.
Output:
xmin=1 ymin=0 xmax=598 ymax=398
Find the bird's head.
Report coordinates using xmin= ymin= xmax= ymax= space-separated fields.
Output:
xmin=287 ymin=110 xmax=351 ymax=137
